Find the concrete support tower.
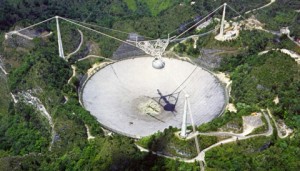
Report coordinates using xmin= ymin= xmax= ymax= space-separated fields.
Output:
xmin=220 ymin=3 xmax=227 ymax=37
xmin=180 ymin=94 xmax=190 ymax=138
xmin=56 ymin=16 xmax=65 ymax=59
xmin=215 ymin=3 xmax=227 ymax=41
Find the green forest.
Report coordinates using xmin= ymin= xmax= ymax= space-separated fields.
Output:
xmin=0 ymin=0 xmax=300 ymax=170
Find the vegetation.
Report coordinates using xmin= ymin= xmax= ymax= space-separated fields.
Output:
xmin=136 ymin=127 xmax=221 ymax=159
xmin=124 ymin=0 xmax=176 ymax=16
xmin=198 ymin=135 xmax=218 ymax=150
xmin=206 ymin=136 xmax=300 ymax=170
xmin=174 ymin=38 xmax=200 ymax=58
xmin=255 ymin=0 xmax=300 ymax=36
xmin=196 ymin=30 xmax=274 ymax=52
xmin=221 ymin=51 xmax=300 ymax=118
xmin=0 ymin=20 xmax=200 ymax=170
xmin=206 ymin=136 xmax=272 ymax=170
xmin=205 ymin=36 xmax=300 ymax=170
xmin=198 ymin=104 xmax=257 ymax=132
xmin=75 ymin=58 xmax=104 ymax=75
xmin=0 ymin=101 xmax=50 ymax=156
xmin=0 ymin=75 xmax=10 ymax=114
xmin=137 ymin=127 xmax=198 ymax=158
xmin=172 ymin=1 xmax=300 ymax=168
xmin=0 ymin=0 xmax=300 ymax=170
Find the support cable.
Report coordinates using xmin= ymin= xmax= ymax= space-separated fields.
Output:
xmin=170 ymin=65 xmax=198 ymax=95
xmin=187 ymin=96 xmax=204 ymax=170
xmin=12 ymin=17 xmax=55 ymax=33
xmin=61 ymin=17 xmax=154 ymax=40
xmin=227 ymin=4 xmax=247 ymax=20
xmin=173 ymin=4 xmax=224 ymax=40
xmin=167 ymin=4 xmax=222 ymax=38
xmin=170 ymin=29 xmax=215 ymax=42
xmin=59 ymin=16 xmax=142 ymax=50
xmin=167 ymin=17 xmax=204 ymax=38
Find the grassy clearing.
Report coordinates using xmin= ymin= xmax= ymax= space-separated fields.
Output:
xmin=124 ymin=0 xmax=175 ymax=16
xmin=147 ymin=0 xmax=174 ymax=16
xmin=124 ymin=0 xmax=137 ymax=11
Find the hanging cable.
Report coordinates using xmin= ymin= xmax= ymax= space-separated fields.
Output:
xmin=167 ymin=17 xmax=203 ymax=38
xmin=61 ymin=17 xmax=154 ymax=40
xmin=169 ymin=64 xmax=198 ymax=95
xmin=9 ymin=3 xmax=246 ymax=43
xmin=227 ymin=4 xmax=247 ymax=20
xmin=170 ymin=29 xmax=215 ymax=42
xmin=13 ymin=17 xmax=55 ymax=33
xmin=58 ymin=16 xmax=143 ymax=50
xmin=172 ymin=4 xmax=224 ymax=40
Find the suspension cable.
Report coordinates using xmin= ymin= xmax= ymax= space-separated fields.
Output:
xmin=8 ymin=4 xmax=246 ymax=59
xmin=227 ymin=4 xmax=247 ymax=20
xmin=173 ymin=4 xmax=224 ymax=40
xmin=13 ymin=17 xmax=55 ymax=33
xmin=170 ymin=29 xmax=215 ymax=42
xmin=169 ymin=64 xmax=198 ymax=95
xmin=61 ymin=17 xmax=154 ymax=40
xmin=167 ymin=16 xmax=203 ymax=38
xmin=58 ymin=16 xmax=142 ymax=50
xmin=167 ymin=4 xmax=223 ymax=38
xmin=10 ymin=3 xmax=245 ymax=42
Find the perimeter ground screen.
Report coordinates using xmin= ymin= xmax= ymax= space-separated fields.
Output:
xmin=82 ymin=57 xmax=226 ymax=138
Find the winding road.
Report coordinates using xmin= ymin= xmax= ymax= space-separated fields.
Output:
xmin=184 ymin=110 xmax=273 ymax=163
xmin=67 ymin=65 xmax=77 ymax=84
xmin=135 ymin=109 xmax=275 ymax=167
xmin=267 ymin=108 xmax=292 ymax=138
xmin=66 ymin=29 xmax=84 ymax=59
xmin=245 ymin=0 xmax=276 ymax=14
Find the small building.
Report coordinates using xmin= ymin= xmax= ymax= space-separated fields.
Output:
xmin=280 ymin=27 xmax=290 ymax=35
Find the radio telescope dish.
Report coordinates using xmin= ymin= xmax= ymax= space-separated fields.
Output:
xmin=81 ymin=57 xmax=226 ymax=138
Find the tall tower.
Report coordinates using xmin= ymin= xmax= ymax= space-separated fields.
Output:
xmin=215 ymin=3 xmax=227 ymax=41
xmin=220 ymin=3 xmax=227 ymax=37
xmin=56 ymin=16 xmax=65 ymax=59
xmin=180 ymin=94 xmax=189 ymax=138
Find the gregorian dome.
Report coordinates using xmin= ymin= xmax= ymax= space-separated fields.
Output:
xmin=152 ymin=58 xmax=165 ymax=69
